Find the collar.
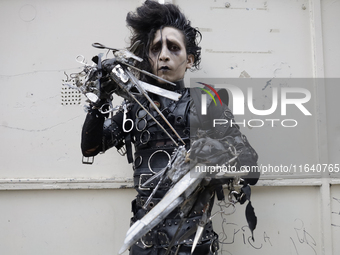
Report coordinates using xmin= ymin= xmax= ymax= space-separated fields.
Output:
xmin=174 ymin=79 xmax=185 ymax=90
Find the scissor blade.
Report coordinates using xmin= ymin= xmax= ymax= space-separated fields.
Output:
xmin=128 ymin=92 xmax=179 ymax=146
xmin=191 ymin=225 xmax=204 ymax=254
xmin=145 ymin=92 xmax=186 ymax=145
xmin=138 ymin=81 xmax=182 ymax=101
xmin=119 ymin=165 xmax=206 ymax=254
xmin=126 ymin=69 xmax=186 ymax=146
xmin=122 ymin=62 xmax=176 ymax=86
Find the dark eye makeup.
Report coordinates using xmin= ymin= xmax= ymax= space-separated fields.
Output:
xmin=150 ymin=39 xmax=181 ymax=54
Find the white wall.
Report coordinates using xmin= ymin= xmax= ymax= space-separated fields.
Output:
xmin=0 ymin=0 xmax=339 ymax=254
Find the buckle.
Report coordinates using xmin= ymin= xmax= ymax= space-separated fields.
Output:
xmin=117 ymin=146 xmax=126 ymax=156
xmin=140 ymin=232 xmax=153 ymax=248
xmin=139 ymin=230 xmax=170 ymax=248
xmin=82 ymin=156 xmax=94 ymax=164
xmin=139 ymin=174 xmax=153 ymax=190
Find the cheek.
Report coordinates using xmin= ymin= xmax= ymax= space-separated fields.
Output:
xmin=174 ymin=56 xmax=188 ymax=72
xmin=177 ymin=60 xmax=187 ymax=70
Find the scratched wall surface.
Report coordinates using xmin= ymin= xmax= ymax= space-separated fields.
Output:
xmin=211 ymin=186 xmax=321 ymax=255
xmin=331 ymin=185 xmax=340 ymax=254
xmin=322 ymin=0 xmax=340 ymax=167
xmin=0 ymin=0 xmax=137 ymax=179
xmin=179 ymin=0 xmax=313 ymax=79
xmin=0 ymin=189 xmax=137 ymax=255
xmin=0 ymin=0 xmax=339 ymax=255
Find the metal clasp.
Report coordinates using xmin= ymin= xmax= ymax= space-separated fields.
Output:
xmin=139 ymin=174 xmax=153 ymax=190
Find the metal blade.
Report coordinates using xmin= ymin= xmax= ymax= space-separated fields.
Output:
xmin=191 ymin=226 xmax=204 ymax=254
xmin=118 ymin=165 xmax=207 ymax=254
xmin=138 ymin=81 xmax=182 ymax=101
xmin=144 ymin=91 xmax=186 ymax=145
xmin=122 ymin=61 xmax=176 ymax=86
xmin=128 ymin=40 xmax=141 ymax=54
xmin=126 ymin=69 xmax=186 ymax=145
xmin=128 ymin=92 xmax=180 ymax=146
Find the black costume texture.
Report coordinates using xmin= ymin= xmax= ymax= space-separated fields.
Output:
xmin=81 ymin=80 xmax=259 ymax=255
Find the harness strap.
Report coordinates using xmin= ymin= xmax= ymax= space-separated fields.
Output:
xmin=125 ymin=133 xmax=133 ymax=163
xmin=191 ymin=87 xmax=226 ymax=201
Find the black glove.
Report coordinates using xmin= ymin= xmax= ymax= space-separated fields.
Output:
xmin=190 ymin=137 xmax=234 ymax=165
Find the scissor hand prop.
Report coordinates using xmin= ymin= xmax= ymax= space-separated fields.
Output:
xmin=63 ymin=42 xmax=185 ymax=146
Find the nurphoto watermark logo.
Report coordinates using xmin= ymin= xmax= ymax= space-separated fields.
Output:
xmin=192 ymin=78 xmax=312 ymax=128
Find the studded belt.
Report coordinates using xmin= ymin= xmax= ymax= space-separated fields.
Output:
xmin=136 ymin=195 xmax=162 ymax=211
xmin=135 ymin=173 xmax=172 ymax=191
xmin=131 ymin=216 xmax=216 ymax=249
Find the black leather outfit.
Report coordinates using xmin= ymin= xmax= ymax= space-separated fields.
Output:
xmin=81 ymin=80 xmax=259 ymax=255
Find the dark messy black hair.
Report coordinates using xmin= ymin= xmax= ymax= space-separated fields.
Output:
xmin=126 ymin=0 xmax=201 ymax=80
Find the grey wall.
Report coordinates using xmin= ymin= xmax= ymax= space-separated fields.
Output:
xmin=0 ymin=0 xmax=339 ymax=254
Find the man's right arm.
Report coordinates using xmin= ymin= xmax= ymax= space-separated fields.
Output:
xmin=81 ymin=109 xmax=125 ymax=157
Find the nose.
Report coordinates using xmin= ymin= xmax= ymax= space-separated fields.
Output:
xmin=159 ymin=45 xmax=170 ymax=62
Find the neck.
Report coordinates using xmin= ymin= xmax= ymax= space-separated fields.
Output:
xmin=174 ymin=79 xmax=185 ymax=90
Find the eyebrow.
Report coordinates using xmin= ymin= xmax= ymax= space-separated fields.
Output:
xmin=151 ymin=37 xmax=181 ymax=48
xmin=166 ymin=38 xmax=180 ymax=45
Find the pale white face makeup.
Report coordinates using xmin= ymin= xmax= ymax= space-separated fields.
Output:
xmin=149 ymin=27 xmax=194 ymax=83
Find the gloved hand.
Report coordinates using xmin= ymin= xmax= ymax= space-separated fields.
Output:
xmin=190 ymin=137 xmax=234 ymax=165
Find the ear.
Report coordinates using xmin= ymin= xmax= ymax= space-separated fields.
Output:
xmin=186 ymin=54 xmax=194 ymax=69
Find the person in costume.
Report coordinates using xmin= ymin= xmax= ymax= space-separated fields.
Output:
xmin=81 ymin=1 xmax=259 ymax=254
